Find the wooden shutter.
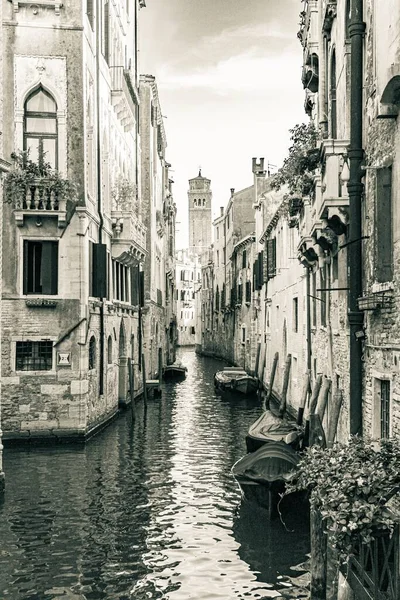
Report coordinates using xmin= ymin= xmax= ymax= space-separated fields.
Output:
xmin=41 ymin=241 xmax=58 ymax=295
xmin=258 ymin=251 xmax=264 ymax=289
xmin=242 ymin=249 xmax=247 ymax=269
xmin=376 ymin=166 xmax=393 ymax=282
xmin=93 ymin=243 xmax=107 ymax=298
xmin=267 ymin=238 xmax=276 ymax=279
xmin=139 ymin=269 xmax=145 ymax=307
xmin=104 ymin=1 xmax=110 ymax=65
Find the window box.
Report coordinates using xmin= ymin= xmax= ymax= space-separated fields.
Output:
xmin=358 ymin=292 xmax=393 ymax=312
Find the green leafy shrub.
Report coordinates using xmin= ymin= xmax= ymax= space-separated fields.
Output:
xmin=270 ymin=122 xmax=319 ymax=198
xmin=4 ymin=150 xmax=77 ymax=204
xmin=286 ymin=436 xmax=400 ymax=563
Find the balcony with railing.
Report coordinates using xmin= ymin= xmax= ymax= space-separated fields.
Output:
xmin=109 ymin=66 xmax=139 ymax=132
xmin=111 ymin=210 xmax=147 ymax=265
xmin=317 ymin=139 xmax=349 ymax=234
xmin=12 ymin=179 xmax=68 ymax=227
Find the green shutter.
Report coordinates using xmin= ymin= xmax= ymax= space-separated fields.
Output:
xmin=93 ymin=243 xmax=107 ymax=298
xmin=376 ymin=167 xmax=393 ymax=282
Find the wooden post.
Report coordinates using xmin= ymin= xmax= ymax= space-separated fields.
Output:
xmin=310 ymin=508 xmax=327 ymax=600
xmin=304 ymin=374 xmax=322 ymax=447
xmin=254 ymin=342 xmax=261 ymax=378
xmin=279 ymin=354 xmax=292 ymax=417
xmin=141 ymin=352 xmax=148 ymax=407
xmin=158 ymin=346 xmax=163 ymax=382
xmin=326 ymin=389 xmax=343 ymax=448
xmin=316 ymin=376 xmax=332 ymax=423
xmin=297 ymin=370 xmax=310 ymax=425
xmin=309 ymin=374 xmax=323 ymax=417
xmin=128 ymin=357 xmax=135 ymax=420
xmin=265 ymin=352 xmax=279 ymax=410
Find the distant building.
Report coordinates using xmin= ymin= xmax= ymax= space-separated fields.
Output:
xmin=175 ymin=249 xmax=201 ymax=346
xmin=188 ymin=171 xmax=212 ymax=258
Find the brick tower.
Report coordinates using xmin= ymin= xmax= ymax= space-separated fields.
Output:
xmin=188 ymin=170 xmax=212 ymax=257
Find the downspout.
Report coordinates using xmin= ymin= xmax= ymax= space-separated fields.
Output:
xmin=347 ymin=0 xmax=365 ymax=435
xmin=318 ymin=0 xmax=328 ymax=136
xmin=96 ymin=0 xmax=105 ymax=395
xmin=306 ymin=267 xmax=312 ymax=372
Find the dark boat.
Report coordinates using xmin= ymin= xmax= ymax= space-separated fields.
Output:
xmin=246 ymin=410 xmax=303 ymax=453
xmin=214 ymin=367 xmax=258 ymax=396
xmin=232 ymin=441 xmax=302 ymax=518
xmin=162 ymin=362 xmax=187 ymax=380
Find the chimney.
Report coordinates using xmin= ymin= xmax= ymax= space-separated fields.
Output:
xmin=230 ymin=188 xmax=235 ymax=196
xmin=220 ymin=207 xmax=224 ymax=216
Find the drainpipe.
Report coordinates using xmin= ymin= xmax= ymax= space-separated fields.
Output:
xmin=318 ymin=0 xmax=328 ymax=136
xmin=96 ymin=0 xmax=105 ymax=395
xmin=306 ymin=267 xmax=312 ymax=372
xmin=347 ymin=0 xmax=365 ymax=436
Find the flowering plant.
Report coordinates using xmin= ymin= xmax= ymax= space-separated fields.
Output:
xmin=286 ymin=436 xmax=400 ymax=564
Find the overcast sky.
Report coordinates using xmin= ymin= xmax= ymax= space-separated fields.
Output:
xmin=139 ymin=0 xmax=306 ymax=248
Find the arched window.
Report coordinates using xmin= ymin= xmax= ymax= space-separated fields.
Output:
xmin=194 ymin=199 xmax=197 ymax=207
xmin=89 ymin=336 xmax=96 ymax=370
xmin=203 ymin=199 xmax=206 ymax=206
xmin=107 ymin=335 xmax=113 ymax=364
xmin=330 ymin=50 xmax=337 ymax=139
xmin=24 ymin=87 xmax=57 ymax=169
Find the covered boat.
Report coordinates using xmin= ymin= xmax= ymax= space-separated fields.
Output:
xmin=214 ymin=367 xmax=258 ymax=396
xmin=162 ymin=362 xmax=187 ymax=380
xmin=232 ymin=441 xmax=301 ymax=518
xmin=246 ymin=410 xmax=303 ymax=453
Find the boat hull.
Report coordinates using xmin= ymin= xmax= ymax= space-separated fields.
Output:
xmin=163 ymin=364 xmax=187 ymax=380
xmin=214 ymin=369 xmax=258 ymax=396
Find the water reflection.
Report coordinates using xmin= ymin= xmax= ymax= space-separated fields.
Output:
xmin=0 ymin=349 xmax=309 ymax=599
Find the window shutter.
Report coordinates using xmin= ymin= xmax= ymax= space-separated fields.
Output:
xmin=104 ymin=1 xmax=110 ymax=65
xmin=93 ymin=243 xmax=107 ymax=298
xmin=139 ymin=269 xmax=145 ymax=307
xmin=376 ymin=166 xmax=393 ymax=282
xmin=130 ymin=265 xmax=139 ymax=305
xmin=258 ymin=251 xmax=264 ymax=289
xmin=23 ymin=240 xmax=29 ymax=295
xmin=41 ymin=241 xmax=58 ymax=295
xmin=87 ymin=0 xmax=94 ymax=28
xmin=267 ymin=238 xmax=276 ymax=279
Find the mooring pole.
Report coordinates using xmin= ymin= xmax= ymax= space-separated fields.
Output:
xmin=265 ymin=352 xmax=279 ymax=410
xmin=141 ymin=352 xmax=148 ymax=407
xmin=128 ymin=357 xmax=135 ymax=420
xmin=279 ymin=354 xmax=292 ymax=417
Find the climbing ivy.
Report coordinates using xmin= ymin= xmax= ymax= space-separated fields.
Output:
xmin=286 ymin=436 xmax=400 ymax=564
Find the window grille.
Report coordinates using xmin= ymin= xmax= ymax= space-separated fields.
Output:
xmin=16 ymin=340 xmax=53 ymax=371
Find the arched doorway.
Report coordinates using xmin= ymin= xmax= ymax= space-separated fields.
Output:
xmin=118 ymin=320 xmax=128 ymax=406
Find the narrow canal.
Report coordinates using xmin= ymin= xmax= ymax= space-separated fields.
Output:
xmin=0 ymin=350 xmax=310 ymax=600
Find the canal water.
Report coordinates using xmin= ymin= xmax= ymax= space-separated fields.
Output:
xmin=0 ymin=350 xmax=310 ymax=600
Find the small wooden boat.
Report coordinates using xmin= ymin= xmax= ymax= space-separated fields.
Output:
xmin=214 ymin=367 xmax=258 ymax=396
xmin=162 ymin=362 xmax=187 ymax=380
xmin=232 ymin=441 xmax=301 ymax=518
xmin=246 ymin=410 xmax=303 ymax=453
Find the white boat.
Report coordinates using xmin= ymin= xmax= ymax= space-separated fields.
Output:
xmin=214 ymin=367 xmax=259 ymax=396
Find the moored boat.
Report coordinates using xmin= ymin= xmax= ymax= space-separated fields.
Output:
xmin=162 ymin=362 xmax=187 ymax=380
xmin=232 ymin=441 xmax=302 ymax=518
xmin=246 ymin=410 xmax=303 ymax=453
xmin=214 ymin=367 xmax=258 ymax=396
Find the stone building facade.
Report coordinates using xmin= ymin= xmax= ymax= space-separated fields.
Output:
xmin=0 ymin=0 xmax=175 ymax=443
xmin=139 ymin=75 xmax=176 ymax=375
xmin=175 ymin=249 xmax=200 ymax=347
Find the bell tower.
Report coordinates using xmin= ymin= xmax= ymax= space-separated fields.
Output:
xmin=188 ymin=169 xmax=212 ymax=257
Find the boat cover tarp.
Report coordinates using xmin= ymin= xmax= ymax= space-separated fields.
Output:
xmin=247 ymin=410 xmax=301 ymax=443
xmin=232 ymin=441 xmax=299 ymax=484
